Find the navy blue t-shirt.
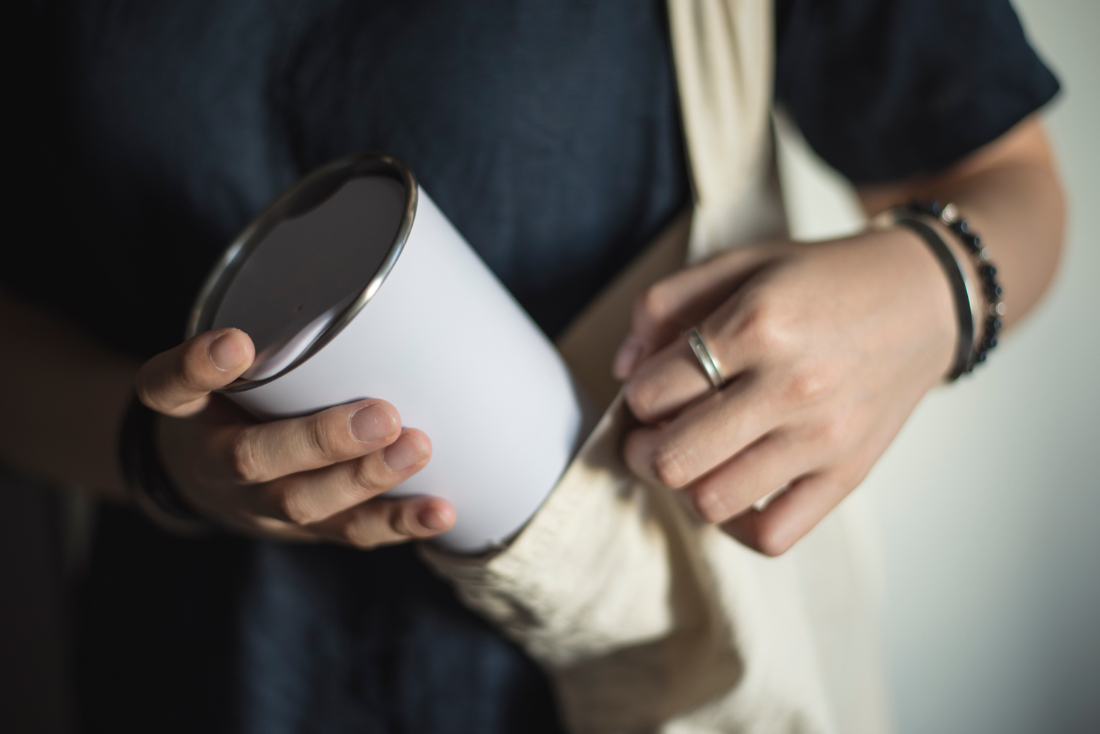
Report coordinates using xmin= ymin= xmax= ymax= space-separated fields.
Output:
xmin=6 ymin=1 xmax=1058 ymax=732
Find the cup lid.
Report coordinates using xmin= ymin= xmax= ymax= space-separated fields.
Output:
xmin=187 ymin=154 xmax=418 ymax=391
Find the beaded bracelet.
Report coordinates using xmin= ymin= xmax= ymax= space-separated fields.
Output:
xmin=902 ymin=201 xmax=1005 ymax=374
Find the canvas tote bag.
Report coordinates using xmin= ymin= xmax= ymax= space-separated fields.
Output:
xmin=424 ymin=2 xmax=890 ymax=732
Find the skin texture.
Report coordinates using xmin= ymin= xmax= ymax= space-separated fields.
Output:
xmin=612 ymin=116 xmax=1064 ymax=555
xmin=0 ymin=118 xmax=1062 ymax=554
xmin=142 ymin=328 xmax=454 ymax=547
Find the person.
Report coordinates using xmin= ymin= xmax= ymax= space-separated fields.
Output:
xmin=2 ymin=0 xmax=1063 ymax=731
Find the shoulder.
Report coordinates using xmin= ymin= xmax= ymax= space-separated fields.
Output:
xmin=775 ymin=0 xmax=1060 ymax=183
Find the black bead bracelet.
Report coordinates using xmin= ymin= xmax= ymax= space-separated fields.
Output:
xmin=903 ymin=201 xmax=1004 ymax=374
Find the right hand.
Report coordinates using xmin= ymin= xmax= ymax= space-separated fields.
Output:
xmin=134 ymin=328 xmax=454 ymax=547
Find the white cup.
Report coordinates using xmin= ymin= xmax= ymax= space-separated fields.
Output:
xmin=187 ymin=154 xmax=591 ymax=552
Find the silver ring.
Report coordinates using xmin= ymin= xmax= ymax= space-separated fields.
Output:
xmin=685 ymin=328 xmax=725 ymax=390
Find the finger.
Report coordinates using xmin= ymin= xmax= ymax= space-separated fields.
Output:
xmin=721 ymin=472 xmax=850 ymax=556
xmin=624 ymin=276 xmax=792 ymax=424
xmin=681 ymin=430 xmax=820 ymax=524
xmin=310 ymin=495 xmax=456 ymax=549
xmin=624 ymin=318 xmax=752 ymax=424
xmin=252 ymin=429 xmax=431 ymax=524
xmin=135 ymin=329 xmax=255 ymax=417
xmin=215 ymin=399 xmax=404 ymax=485
xmin=612 ymin=247 xmax=776 ymax=378
xmin=624 ymin=374 xmax=780 ymax=489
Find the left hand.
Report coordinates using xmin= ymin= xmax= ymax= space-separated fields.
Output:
xmin=613 ymin=226 xmax=962 ymax=555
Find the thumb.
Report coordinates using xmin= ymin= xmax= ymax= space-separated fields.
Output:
xmin=135 ymin=328 xmax=255 ymax=416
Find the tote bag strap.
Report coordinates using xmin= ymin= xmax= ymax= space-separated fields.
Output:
xmin=557 ymin=0 xmax=781 ymax=408
xmin=425 ymin=4 xmax=849 ymax=730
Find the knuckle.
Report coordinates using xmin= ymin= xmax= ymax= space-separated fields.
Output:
xmin=818 ymin=419 xmax=847 ymax=449
xmin=349 ymin=455 xmax=382 ymax=495
xmin=229 ymin=429 xmax=264 ymax=483
xmin=753 ymin=521 xmax=795 ymax=557
xmin=306 ymin=414 xmax=342 ymax=463
xmin=689 ymin=485 xmax=734 ymax=524
xmin=180 ymin=344 xmax=211 ymax=393
xmin=784 ymin=367 xmax=832 ymax=404
xmin=810 ymin=411 xmax=855 ymax=453
xmin=274 ymin=488 xmax=316 ymax=526
xmin=387 ymin=506 xmax=412 ymax=537
xmin=738 ymin=301 xmax=789 ymax=355
xmin=650 ymin=441 xmax=691 ymax=489
xmin=635 ymin=283 xmax=674 ymax=330
xmin=343 ymin=516 xmax=382 ymax=549
xmin=345 ymin=534 xmax=380 ymax=550
xmin=624 ymin=379 xmax=662 ymax=423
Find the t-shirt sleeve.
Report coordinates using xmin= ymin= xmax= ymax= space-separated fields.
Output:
xmin=774 ymin=0 xmax=1061 ymax=184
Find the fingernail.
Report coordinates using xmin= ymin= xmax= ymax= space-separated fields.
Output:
xmin=612 ymin=335 xmax=646 ymax=379
xmin=208 ymin=332 xmax=245 ymax=371
xmin=417 ymin=506 xmax=450 ymax=532
xmin=383 ymin=432 xmax=427 ymax=472
xmin=349 ymin=404 xmax=397 ymax=443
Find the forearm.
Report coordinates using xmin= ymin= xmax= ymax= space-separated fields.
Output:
xmin=858 ymin=116 xmax=1065 ymax=332
xmin=0 ymin=289 xmax=137 ymax=500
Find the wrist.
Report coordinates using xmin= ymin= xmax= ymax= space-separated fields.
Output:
xmin=867 ymin=224 xmax=961 ymax=382
xmin=924 ymin=217 xmax=986 ymax=348
xmin=118 ymin=395 xmax=214 ymax=535
xmin=872 ymin=201 xmax=1002 ymax=381
xmin=896 ymin=201 xmax=1006 ymax=373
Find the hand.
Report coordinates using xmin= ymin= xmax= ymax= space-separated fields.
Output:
xmin=613 ymin=227 xmax=959 ymax=555
xmin=134 ymin=328 xmax=454 ymax=547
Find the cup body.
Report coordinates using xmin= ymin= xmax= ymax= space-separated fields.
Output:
xmin=189 ymin=155 xmax=587 ymax=552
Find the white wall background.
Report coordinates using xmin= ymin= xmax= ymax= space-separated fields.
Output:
xmin=778 ymin=1 xmax=1099 ymax=731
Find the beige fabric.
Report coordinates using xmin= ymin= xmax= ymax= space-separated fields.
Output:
xmin=668 ymin=0 xmax=786 ymax=262
xmin=423 ymin=1 xmax=889 ymax=732
xmin=425 ymin=395 xmax=836 ymax=733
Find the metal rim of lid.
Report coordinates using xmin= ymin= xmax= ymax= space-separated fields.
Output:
xmin=185 ymin=153 xmax=419 ymax=393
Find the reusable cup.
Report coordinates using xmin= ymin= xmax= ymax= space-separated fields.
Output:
xmin=187 ymin=154 xmax=590 ymax=552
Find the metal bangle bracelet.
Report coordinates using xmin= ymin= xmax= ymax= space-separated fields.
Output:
xmin=891 ymin=216 xmax=977 ymax=381
xmin=686 ymin=328 xmax=726 ymax=390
